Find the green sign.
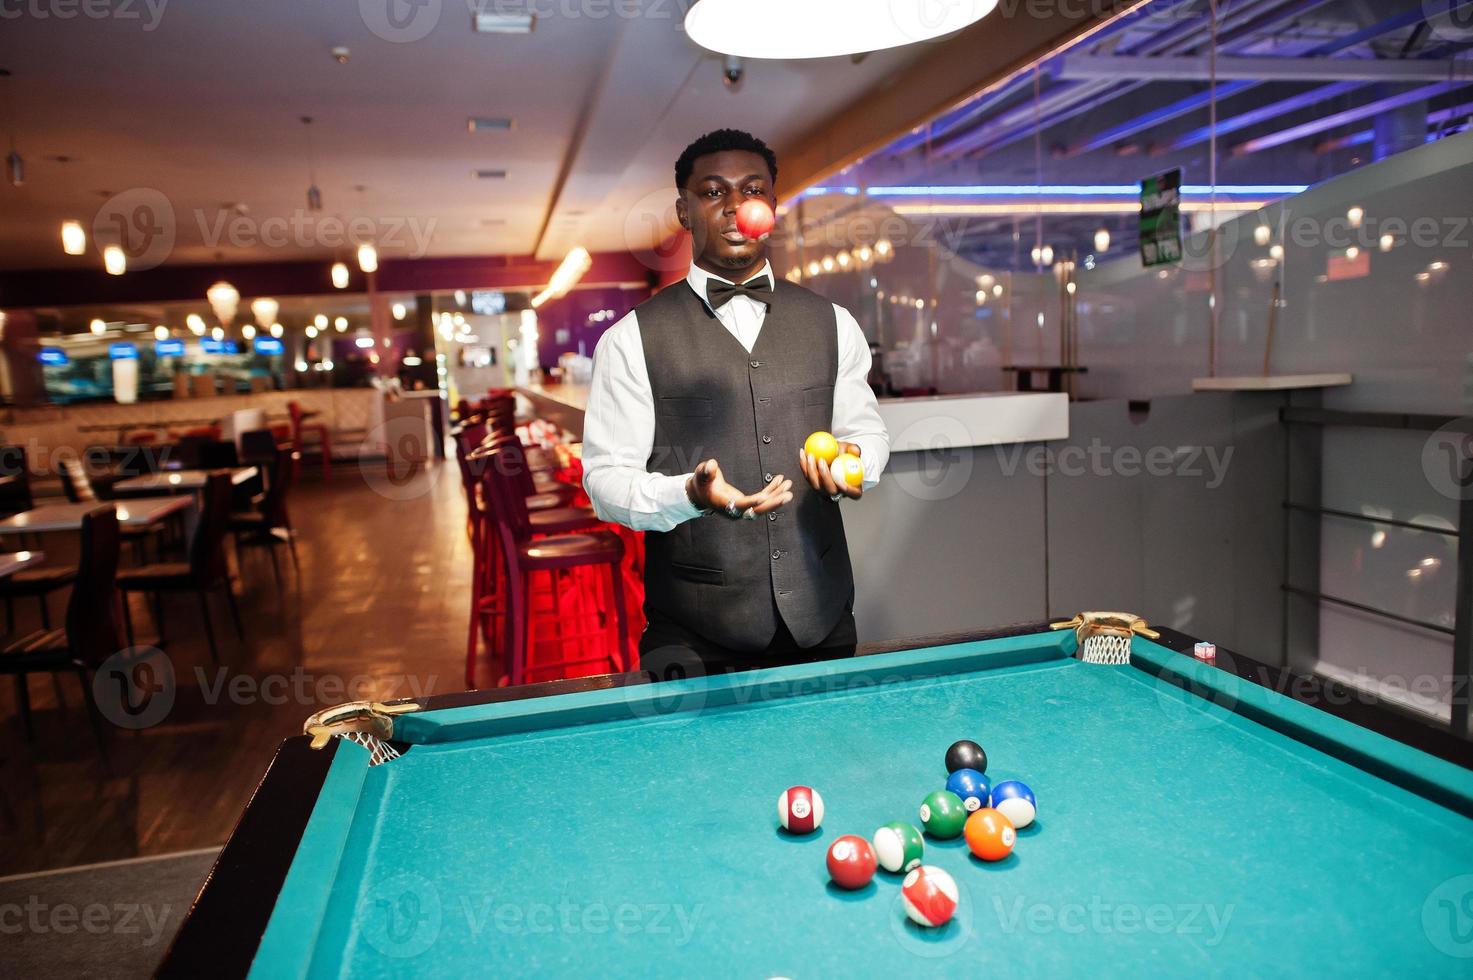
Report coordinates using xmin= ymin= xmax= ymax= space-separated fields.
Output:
xmin=1139 ymin=169 xmax=1182 ymax=267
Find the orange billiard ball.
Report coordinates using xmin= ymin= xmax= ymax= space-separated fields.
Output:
xmin=804 ymin=431 xmax=839 ymax=465
xmin=963 ymin=807 xmax=1017 ymax=861
xmin=831 ymin=452 xmax=863 ymax=488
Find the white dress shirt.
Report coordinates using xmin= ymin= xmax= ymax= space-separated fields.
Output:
xmin=582 ymin=261 xmax=891 ymax=532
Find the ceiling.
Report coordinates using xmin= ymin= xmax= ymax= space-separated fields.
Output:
xmin=788 ymin=0 xmax=1473 ymax=270
xmin=0 ymin=1 xmax=921 ymax=271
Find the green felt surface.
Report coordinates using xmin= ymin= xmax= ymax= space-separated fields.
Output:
xmin=254 ymin=635 xmax=1473 ymax=978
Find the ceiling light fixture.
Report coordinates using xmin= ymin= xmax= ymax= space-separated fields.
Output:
xmin=207 ymin=280 xmax=240 ymax=326
xmin=357 ymin=242 xmax=378 ymax=273
xmin=250 ymin=296 xmax=279 ymax=328
xmin=103 ymin=244 xmax=127 ymax=275
xmin=186 ymin=313 xmax=206 ymax=335
xmin=684 ymin=0 xmax=997 ymax=59
xmin=331 ymin=262 xmax=350 ymax=289
xmin=61 ymin=221 xmax=86 ymax=255
xmin=468 ymin=117 xmax=514 ymax=132
xmin=473 ymin=12 xmax=535 ymax=33
xmin=89 ymin=318 xmax=106 ymax=336
xmin=301 ymin=116 xmax=323 ymax=212
xmin=531 ymin=247 xmax=592 ymax=308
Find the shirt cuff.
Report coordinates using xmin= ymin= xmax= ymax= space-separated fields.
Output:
xmin=656 ymin=472 xmax=706 ymax=523
xmin=847 ymin=435 xmax=886 ymax=489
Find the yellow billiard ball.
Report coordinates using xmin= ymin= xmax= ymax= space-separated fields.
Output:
xmin=832 ymin=452 xmax=863 ymax=488
xmin=804 ymin=431 xmax=839 ymax=465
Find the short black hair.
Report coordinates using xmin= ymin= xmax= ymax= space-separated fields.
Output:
xmin=674 ymin=129 xmax=778 ymax=190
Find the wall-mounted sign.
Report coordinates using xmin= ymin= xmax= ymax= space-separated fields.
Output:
xmin=1139 ymin=168 xmax=1183 ymax=267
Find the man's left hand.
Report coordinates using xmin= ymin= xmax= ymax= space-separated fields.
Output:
xmin=799 ymin=443 xmax=863 ymax=500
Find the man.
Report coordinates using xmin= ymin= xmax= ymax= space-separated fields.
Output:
xmin=582 ymin=129 xmax=890 ymax=680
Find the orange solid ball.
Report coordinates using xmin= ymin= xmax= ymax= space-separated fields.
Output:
xmin=832 ymin=453 xmax=863 ymax=488
xmin=963 ymin=807 xmax=1017 ymax=861
xmin=804 ymin=431 xmax=839 ymax=465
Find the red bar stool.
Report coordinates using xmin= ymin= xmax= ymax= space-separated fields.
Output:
xmin=288 ymin=401 xmax=332 ymax=482
xmin=480 ymin=446 xmax=627 ymax=688
xmin=460 ymin=436 xmax=598 ymax=687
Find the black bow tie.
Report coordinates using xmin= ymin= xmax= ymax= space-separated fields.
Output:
xmin=706 ymin=275 xmax=775 ymax=310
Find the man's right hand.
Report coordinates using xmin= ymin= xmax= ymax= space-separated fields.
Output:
xmin=686 ymin=459 xmax=793 ymax=517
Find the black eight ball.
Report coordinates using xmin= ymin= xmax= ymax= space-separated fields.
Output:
xmin=945 ymin=739 xmax=987 ymax=774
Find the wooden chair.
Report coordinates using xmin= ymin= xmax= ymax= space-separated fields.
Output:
xmin=229 ymin=447 xmax=300 ymax=590
xmin=0 ymin=505 xmax=122 ymax=760
xmin=117 ymin=473 xmax=243 ymax=662
xmin=57 ymin=457 xmax=162 ymax=560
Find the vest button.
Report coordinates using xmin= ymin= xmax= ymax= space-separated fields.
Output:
xmin=764 ymin=472 xmax=773 ymax=482
xmin=750 ymin=360 xmax=761 ymax=368
xmin=768 ymin=513 xmax=777 ymax=522
xmin=762 ymin=435 xmax=772 ymax=444
xmin=771 ymin=549 xmax=782 ymax=560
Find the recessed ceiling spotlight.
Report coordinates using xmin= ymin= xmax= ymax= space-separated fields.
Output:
xmin=467 ymin=117 xmax=514 ymax=132
xmin=473 ymin=12 xmax=534 ymax=33
xmin=331 ymin=46 xmax=350 ymax=64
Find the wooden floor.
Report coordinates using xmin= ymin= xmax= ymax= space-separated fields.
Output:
xmin=0 ymin=460 xmax=478 ymax=875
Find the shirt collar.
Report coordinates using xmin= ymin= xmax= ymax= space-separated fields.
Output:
xmin=686 ymin=260 xmax=774 ymax=313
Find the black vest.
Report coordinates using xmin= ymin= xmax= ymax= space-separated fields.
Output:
xmin=638 ymin=278 xmax=855 ymax=651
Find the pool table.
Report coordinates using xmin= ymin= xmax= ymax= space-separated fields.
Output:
xmin=160 ymin=618 xmax=1473 ymax=977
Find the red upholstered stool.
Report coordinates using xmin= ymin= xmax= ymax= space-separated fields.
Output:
xmin=479 ymin=445 xmax=626 ymax=688
xmin=460 ymin=437 xmax=597 ymax=687
xmin=288 ymin=401 xmax=331 ymax=482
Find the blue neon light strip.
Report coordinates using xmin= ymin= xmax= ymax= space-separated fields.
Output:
xmin=804 ymin=184 xmax=1308 ymax=198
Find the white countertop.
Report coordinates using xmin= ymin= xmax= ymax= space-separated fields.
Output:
xmin=1192 ymin=373 xmax=1353 ymax=391
xmin=876 ymin=391 xmax=1069 ymax=450
xmin=519 ymin=382 xmax=1068 ymax=450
